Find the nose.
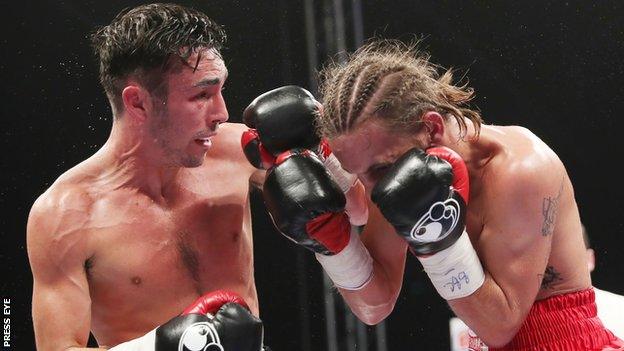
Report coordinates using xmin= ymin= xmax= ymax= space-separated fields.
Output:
xmin=207 ymin=92 xmax=229 ymax=129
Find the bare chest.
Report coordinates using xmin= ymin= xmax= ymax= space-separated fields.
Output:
xmin=86 ymin=174 xmax=255 ymax=337
xmin=92 ymin=196 xmax=250 ymax=277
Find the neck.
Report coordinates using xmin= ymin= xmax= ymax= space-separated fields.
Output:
xmin=97 ymin=117 xmax=181 ymax=203
xmin=440 ymin=117 xmax=495 ymax=174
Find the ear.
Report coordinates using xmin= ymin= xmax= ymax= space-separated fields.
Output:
xmin=121 ymin=85 xmax=149 ymax=123
xmin=421 ymin=111 xmax=445 ymax=145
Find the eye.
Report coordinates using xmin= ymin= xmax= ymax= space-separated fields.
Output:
xmin=195 ymin=92 xmax=209 ymax=100
xmin=370 ymin=164 xmax=391 ymax=177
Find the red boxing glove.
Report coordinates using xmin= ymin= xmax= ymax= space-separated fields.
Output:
xmin=182 ymin=290 xmax=249 ymax=315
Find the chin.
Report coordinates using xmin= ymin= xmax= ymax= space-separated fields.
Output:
xmin=180 ymin=155 xmax=205 ymax=168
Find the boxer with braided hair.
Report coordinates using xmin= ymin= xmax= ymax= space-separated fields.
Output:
xmin=304 ymin=39 xmax=623 ymax=350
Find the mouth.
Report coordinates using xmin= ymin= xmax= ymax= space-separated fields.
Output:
xmin=194 ymin=136 xmax=213 ymax=148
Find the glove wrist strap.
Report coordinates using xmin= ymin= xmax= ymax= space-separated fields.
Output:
xmin=323 ymin=153 xmax=357 ymax=193
xmin=316 ymin=229 xmax=373 ymax=290
xmin=417 ymin=231 xmax=485 ymax=300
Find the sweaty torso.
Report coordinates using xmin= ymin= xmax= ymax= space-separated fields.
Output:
xmin=53 ymin=124 xmax=259 ymax=347
xmin=463 ymin=125 xmax=591 ymax=302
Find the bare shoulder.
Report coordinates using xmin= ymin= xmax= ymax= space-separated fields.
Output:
xmin=478 ymin=125 xmax=567 ymax=238
xmin=27 ymin=174 xmax=95 ymax=270
xmin=30 ymin=175 xmax=93 ymax=224
xmin=207 ymin=122 xmax=260 ymax=182
xmin=486 ymin=126 xmax=564 ymax=193
xmin=208 ymin=122 xmax=250 ymax=162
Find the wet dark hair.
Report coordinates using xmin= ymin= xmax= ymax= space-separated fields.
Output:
xmin=91 ymin=3 xmax=227 ymax=115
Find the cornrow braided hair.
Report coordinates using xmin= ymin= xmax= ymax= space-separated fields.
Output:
xmin=337 ymin=68 xmax=359 ymax=131
xmin=319 ymin=69 xmax=343 ymax=134
xmin=349 ymin=65 xmax=405 ymax=126
xmin=317 ymin=39 xmax=482 ymax=139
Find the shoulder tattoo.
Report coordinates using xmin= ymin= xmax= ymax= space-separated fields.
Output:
xmin=541 ymin=178 xmax=564 ymax=236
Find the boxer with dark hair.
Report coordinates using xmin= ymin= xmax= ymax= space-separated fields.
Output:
xmin=258 ymin=39 xmax=623 ymax=350
xmin=27 ymin=3 xmax=266 ymax=350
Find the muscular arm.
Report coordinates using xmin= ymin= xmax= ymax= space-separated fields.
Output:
xmin=338 ymin=199 xmax=408 ymax=325
xmin=27 ymin=192 xmax=104 ymax=351
xmin=449 ymin=163 xmax=565 ymax=347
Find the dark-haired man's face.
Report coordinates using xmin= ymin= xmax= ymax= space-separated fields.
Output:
xmin=148 ymin=49 xmax=229 ymax=168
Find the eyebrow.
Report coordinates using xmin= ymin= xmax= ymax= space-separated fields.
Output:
xmin=193 ymin=77 xmax=222 ymax=87
xmin=193 ymin=69 xmax=229 ymax=88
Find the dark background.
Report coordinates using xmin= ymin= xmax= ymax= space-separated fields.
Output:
xmin=1 ymin=1 xmax=623 ymax=350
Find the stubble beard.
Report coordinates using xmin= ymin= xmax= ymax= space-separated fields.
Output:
xmin=150 ymin=104 xmax=204 ymax=169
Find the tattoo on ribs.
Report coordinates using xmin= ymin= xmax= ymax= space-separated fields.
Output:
xmin=541 ymin=179 xmax=564 ymax=236
xmin=539 ymin=265 xmax=563 ymax=290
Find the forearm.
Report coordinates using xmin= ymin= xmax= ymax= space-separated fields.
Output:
xmin=312 ymin=226 xmax=402 ymax=325
xmin=36 ymin=343 xmax=107 ymax=351
xmin=337 ymin=260 xmax=401 ymax=325
xmin=411 ymin=230 xmax=527 ymax=347
xmin=448 ymin=273 xmax=527 ymax=347
xmin=344 ymin=181 xmax=368 ymax=226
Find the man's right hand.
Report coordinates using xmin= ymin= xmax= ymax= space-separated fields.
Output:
xmin=111 ymin=290 xmax=264 ymax=351
xmin=262 ymin=149 xmax=351 ymax=256
xmin=262 ymin=149 xmax=374 ymax=290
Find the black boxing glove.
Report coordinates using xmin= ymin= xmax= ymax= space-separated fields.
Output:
xmin=241 ymin=86 xmax=368 ymax=225
xmin=263 ymin=149 xmax=373 ymax=290
xmin=110 ymin=290 xmax=264 ymax=351
xmin=263 ymin=149 xmax=350 ymax=255
xmin=241 ymin=86 xmax=358 ymax=192
xmin=372 ymin=147 xmax=485 ymax=300
xmin=242 ymin=86 xmax=320 ymax=157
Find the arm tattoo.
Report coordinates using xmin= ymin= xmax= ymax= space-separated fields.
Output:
xmin=539 ymin=265 xmax=563 ymax=290
xmin=541 ymin=179 xmax=564 ymax=236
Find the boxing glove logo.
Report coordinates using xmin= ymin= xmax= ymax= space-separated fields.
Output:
xmin=178 ymin=322 xmax=223 ymax=351
xmin=409 ymin=198 xmax=461 ymax=243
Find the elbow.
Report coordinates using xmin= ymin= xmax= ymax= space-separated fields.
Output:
xmin=481 ymin=333 xmax=516 ymax=349
xmin=478 ymin=316 xmax=524 ymax=348
xmin=353 ymin=300 xmax=395 ymax=326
